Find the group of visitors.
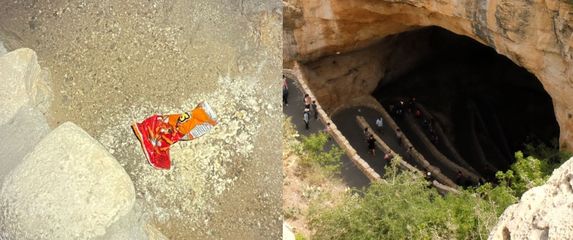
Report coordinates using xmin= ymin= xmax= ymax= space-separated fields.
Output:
xmin=389 ymin=97 xmax=417 ymax=118
xmin=389 ymin=97 xmax=439 ymax=145
xmin=283 ymin=75 xmax=328 ymax=133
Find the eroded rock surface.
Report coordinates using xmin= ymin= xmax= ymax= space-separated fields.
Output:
xmin=0 ymin=106 xmax=50 ymax=181
xmin=489 ymin=157 xmax=573 ymax=240
xmin=0 ymin=122 xmax=135 ymax=240
xmin=0 ymin=48 xmax=52 ymax=183
xmin=0 ymin=48 xmax=51 ymax=125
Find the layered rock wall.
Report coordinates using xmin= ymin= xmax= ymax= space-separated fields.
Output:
xmin=284 ymin=0 xmax=573 ymax=150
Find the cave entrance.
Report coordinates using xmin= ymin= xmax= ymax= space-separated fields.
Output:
xmin=373 ymin=26 xmax=559 ymax=180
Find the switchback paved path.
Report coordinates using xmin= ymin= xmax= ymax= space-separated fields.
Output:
xmin=332 ymin=107 xmax=410 ymax=176
xmin=283 ymin=78 xmax=370 ymax=189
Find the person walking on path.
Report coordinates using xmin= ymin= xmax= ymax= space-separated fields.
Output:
xmin=312 ymin=100 xmax=318 ymax=120
xmin=455 ymin=170 xmax=464 ymax=186
xmin=323 ymin=122 xmax=331 ymax=132
xmin=367 ymin=134 xmax=376 ymax=156
xmin=323 ymin=122 xmax=332 ymax=141
xmin=303 ymin=108 xmax=311 ymax=130
xmin=363 ymin=127 xmax=370 ymax=140
xmin=396 ymin=128 xmax=403 ymax=146
xmin=425 ymin=171 xmax=434 ymax=182
xmin=282 ymin=76 xmax=289 ymax=106
xmin=408 ymin=97 xmax=416 ymax=112
xmin=383 ymin=151 xmax=393 ymax=161
xmin=303 ymin=94 xmax=311 ymax=109
xmin=375 ymin=117 xmax=384 ymax=133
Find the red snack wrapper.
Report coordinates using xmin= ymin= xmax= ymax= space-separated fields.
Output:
xmin=132 ymin=102 xmax=218 ymax=169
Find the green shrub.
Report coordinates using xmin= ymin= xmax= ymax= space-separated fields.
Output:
xmin=297 ymin=132 xmax=344 ymax=176
xmin=295 ymin=233 xmax=307 ymax=240
xmin=495 ymin=142 xmax=571 ymax=197
xmin=308 ymin=169 xmax=503 ymax=239
xmin=308 ymin=145 xmax=572 ymax=240
xmin=495 ymin=151 xmax=548 ymax=196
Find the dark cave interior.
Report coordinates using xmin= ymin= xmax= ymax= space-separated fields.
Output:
xmin=373 ymin=26 xmax=559 ymax=180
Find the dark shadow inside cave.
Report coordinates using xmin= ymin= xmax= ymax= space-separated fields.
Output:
xmin=373 ymin=26 xmax=559 ymax=181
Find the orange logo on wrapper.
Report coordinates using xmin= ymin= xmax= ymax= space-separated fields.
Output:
xmin=132 ymin=101 xmax=218 ymax=169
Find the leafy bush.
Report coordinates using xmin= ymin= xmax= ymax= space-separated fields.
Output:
xmin=297 ymin=132 xmax=344 ymax=176
xmin=495 ymin=151 xmax=548 ymax=197
xmin=523 ymin=139 xmax=572 ymax=169
xmin=495 ymin=142 xmax=571 ymax=197
xmin=308 ymin=144 xmax=572 ymax=240
xmin=295 ymin=233 xmax=307 ymax=240
xmin=308 ymin=161 xmax=505 ymax=239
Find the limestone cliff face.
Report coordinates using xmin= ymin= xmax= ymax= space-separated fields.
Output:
xmin=489 ymin=156 xmax=573 ymax=239
xmin=284 ymin=0 xmax=573 ymax=151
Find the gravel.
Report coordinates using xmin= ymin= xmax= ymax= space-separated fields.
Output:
xmin=0 ymin=0 xmax=282 ymax=238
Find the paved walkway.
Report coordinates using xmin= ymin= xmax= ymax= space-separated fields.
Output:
xmin=283 ymin=76 xmax=468 ymax=187
xmin=283 ymin=78 xmax=370 ymax=189
xmin=332 ymin=107 xmax=426 ymax=176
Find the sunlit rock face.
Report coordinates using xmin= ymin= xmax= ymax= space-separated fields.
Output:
xmin=489 ymin=156 xmax=573 ymax=240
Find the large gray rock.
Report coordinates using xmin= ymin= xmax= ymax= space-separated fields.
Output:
xmin=0 ymin=106 xmax=50 ymax=181
xmin=0 ymin=48 xmax=51 ymax=126
xmin=489 ymin=157 xmax=573 ymax=240
xmin=93 ymin=201 xmax=168 ymax=240
xmin=0 ymin=122 xmax=136 ymax=240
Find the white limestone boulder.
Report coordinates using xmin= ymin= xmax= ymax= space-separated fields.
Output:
xmin=0 ymin=122 xmax=135 ymax=239
xmin=0 ymin=48 xmax=52 ymax=126
xmin=489 ymin=157 xmax=573 ymax=240
xmin=0 ymin=40 xmax=6 ymax=56
xmin=0 ymin=106 xmax=50 ymax=181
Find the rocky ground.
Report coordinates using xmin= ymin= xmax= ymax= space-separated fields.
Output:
xmin=0 ymin=0 xmax=282 ymax=239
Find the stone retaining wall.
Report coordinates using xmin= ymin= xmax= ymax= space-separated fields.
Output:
xmin=345 ymin=96 xmax=458 ymax=188
xmin=356 ymin=116 xmax=458 ymax=194
xmin=287 ymin=63 xmax=461 ymax=191
xmin=286 ymin=63 xmax=381 ymax=181
xmin=403 ymin=112 xmax=481 ymax=183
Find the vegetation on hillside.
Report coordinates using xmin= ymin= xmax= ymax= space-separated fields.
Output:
xmin=296 ymin=132 xmax=344 ymax=177
xmin=283 ymin=117 xmax=349 ymax=239
xmin=296 ymin=129 xmax=571 ymax=239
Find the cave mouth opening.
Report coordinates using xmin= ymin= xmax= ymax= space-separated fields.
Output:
xmin=373 ymin=26 xmax=559 ymax=180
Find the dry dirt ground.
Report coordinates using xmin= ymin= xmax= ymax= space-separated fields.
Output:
xmin=282 ymin=118 xmax=349 ymax=238
xmin=0 ymin=0 xmax=282 ymax=239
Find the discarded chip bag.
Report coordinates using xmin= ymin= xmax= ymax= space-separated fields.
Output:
xmin=132 ymin=101 xmax=218 ymax=169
